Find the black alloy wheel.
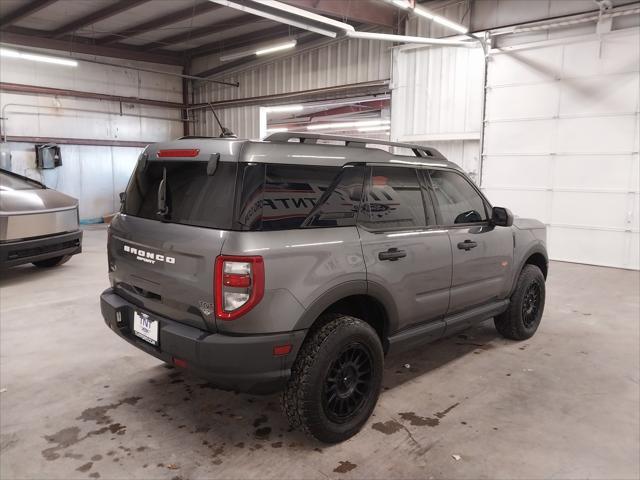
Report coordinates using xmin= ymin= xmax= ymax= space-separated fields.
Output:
xmin=323 ymin=343 xmax=373 ymax=423
xmin=522 ymin=282 xmax=541 ymax=328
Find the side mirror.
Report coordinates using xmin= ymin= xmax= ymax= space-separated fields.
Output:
xmin=492 ymin=206 xmax=514 ymax=227
xmin=119 ymin=191 xmax=126 ymax=204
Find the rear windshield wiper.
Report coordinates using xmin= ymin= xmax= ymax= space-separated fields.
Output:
xmin=156 ymin=167 xmax=169 ymax=219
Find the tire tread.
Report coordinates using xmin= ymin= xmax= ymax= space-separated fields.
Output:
xmin=281 ymin=314 xmax=376 ymax=440
xmin=494 ymin=264 xmax=545 ymax=340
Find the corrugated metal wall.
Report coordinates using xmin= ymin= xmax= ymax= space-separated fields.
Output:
xmin=0 ymin=51 xmax=183 ymax=221
xmin=192 ymin=36 xmax=392 ymax=139
xmin=390 ymin=44 xmax=484 ymax=179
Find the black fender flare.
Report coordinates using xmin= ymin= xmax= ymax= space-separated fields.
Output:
xmin=510 ymin=243 xmax=548 ymax=295
xmin=292 ymin=280 xmax=399 ymax=340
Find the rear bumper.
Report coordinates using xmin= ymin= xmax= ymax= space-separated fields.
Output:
xmin=0 ymin=230 xmax=82 ymax=269
xmin=100 ymin=288 xmax=306 ymax=394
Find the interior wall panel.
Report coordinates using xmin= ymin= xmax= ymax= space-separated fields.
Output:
xmin=0 ymin=50 xmax=182 ymax=221
xmin=390 ymin=44 xmax=484 ymax=179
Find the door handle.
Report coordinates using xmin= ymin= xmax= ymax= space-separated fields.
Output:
xmin=457 ymin=240 xmax=478 ymax=251
xmin=378 ymin=248 xmax=407 ymax=261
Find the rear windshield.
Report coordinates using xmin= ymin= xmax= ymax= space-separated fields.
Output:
xmin=122 ymin=160 xmax=236 ymax=230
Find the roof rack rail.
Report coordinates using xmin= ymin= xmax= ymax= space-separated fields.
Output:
xmin=178 ymin=135 xmax=216 ymax=139
xmin=264 ymin=132 xmax=439 ymax=158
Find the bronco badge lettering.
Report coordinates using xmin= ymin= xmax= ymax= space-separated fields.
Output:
xmin=123 ymin=244 xmax=175 ymax=265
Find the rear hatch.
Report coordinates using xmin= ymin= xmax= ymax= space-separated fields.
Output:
xmin=108 ymin=139 xmax=245 ymax=332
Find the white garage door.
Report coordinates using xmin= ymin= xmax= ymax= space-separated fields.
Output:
xmin=481 ymin=28 xmax=640 ymax=270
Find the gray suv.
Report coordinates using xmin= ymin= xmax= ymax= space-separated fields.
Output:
xmin=100 ymin=132 xmax=547 ymax=443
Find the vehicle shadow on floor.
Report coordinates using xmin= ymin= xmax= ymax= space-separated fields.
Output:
xmin=382 ymin=321 xmax=502 ymax=390
xmin=0 ymin=264 xmax=60 ymax=287
xmin=105 ymin=322 xmax=504 ymax=457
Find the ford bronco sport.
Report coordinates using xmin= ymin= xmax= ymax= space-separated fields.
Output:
xmin=100 ymin=132 xmax=548 ymax=443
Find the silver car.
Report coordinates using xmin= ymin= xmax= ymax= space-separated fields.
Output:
xmin=101 ymin=133 xmax=548 ymax=443
xmin=0 ymin=168 xmax=82 ymax=269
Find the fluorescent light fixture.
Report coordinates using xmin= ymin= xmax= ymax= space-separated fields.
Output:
xmin=256 ymin=40 xmax=297 ymax=56
xmin=209 ymin=0 xmax=338 ymax=37
xmin=266 ymin=127 xmax=289 ymax=133
xmin=391 ymin=0 xmax=410 ymax=8
xmin=346 ymin=31 xmax=475 ymax=47
xmin=220 ymin=39 xmax=297 ymax=62
xmin=307 ymin=119 xmax=390 ymax=131
xmin=251 ymin=0 xmax=354 ymax=32
xmin=265 ymin=104 xmax=303 ymax=113
xmin=219 ymin=49 xmax=253 ymax=62
xmin=413 ymin=5 xmax=469 ymax=34
xmin=358 ymin=125 xmax=391 ymax=132
xmin=0 ymin=48 xmax=78 ymax=67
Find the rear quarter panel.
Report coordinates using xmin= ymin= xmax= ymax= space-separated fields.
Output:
xmin=218 ymin=227 xmax=365 ymax=334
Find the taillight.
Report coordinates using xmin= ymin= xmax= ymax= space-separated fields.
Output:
xmin=214 ymin=255 xmax=264 ymax=320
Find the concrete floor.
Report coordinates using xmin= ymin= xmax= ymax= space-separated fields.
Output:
xmin=1 ymin=225 xmax=638 ymax=480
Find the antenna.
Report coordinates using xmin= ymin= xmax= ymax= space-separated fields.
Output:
xmin=208 ymin=103 xmax=237 ymax=138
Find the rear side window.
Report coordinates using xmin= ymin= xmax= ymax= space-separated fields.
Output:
xmin=123 ymin=160 xmax=236 ymax=229
xmin=236 ymin=164 xmax=362 ymax=231
xmin=263 ymin=164 xmax=336 ymax=230
xmin=428 ymin=169 xmax=487 ymax=225
xmin=360 ymin=166 xmax=430 ymax=230
xmin=302 ymin=165 xmax=365 ymax=228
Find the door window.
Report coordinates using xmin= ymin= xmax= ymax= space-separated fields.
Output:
xmin=360 ymin=166 xmax=431 ymax=230
xmin=428 ymin=170 xmax=488 ymax=225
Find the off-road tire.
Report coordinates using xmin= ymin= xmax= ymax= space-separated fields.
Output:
xmin=281 ymin=314 xmax=384 ymax=443
xmin=494 ymin=264 xmax=546 ymax=340
xmin=32 ymin=255 xmax=72 ymax=268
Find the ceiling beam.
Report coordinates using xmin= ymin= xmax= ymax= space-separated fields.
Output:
xmin=298 ymin=99 xmax=389 ymax=120
xmin=0 ymin=27 xmax=185 ymax=65
xmin=188 ymin=79 xmax=391 ymax=110
xmin=50 ymin=0 xmax=152 ymax=39
xmin=0 ymin=0 xmax=59 ymax=29
xmin=142 ymin=13 xmax=257 ymax=51
xmin=281 ymin=0 xmax=397 ymax=28
xmin=0 ymin=82 xmax=186 ymax=109
xmin=188 ymin=24 xmax=293 ymax=59
xmin=5 ymin=136 xmax=153 ymax=148
xmin=96 ymin=1 xmax=221 ymax=46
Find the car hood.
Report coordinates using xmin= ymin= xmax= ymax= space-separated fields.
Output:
xmin=0 ymin=188 xmax=78 ymax=215
xmin=513 ymin=217 xmax=545 ymax=230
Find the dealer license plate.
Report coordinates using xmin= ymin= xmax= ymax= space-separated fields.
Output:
xmin=133 ymin=311 xmax=158 ymax=346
